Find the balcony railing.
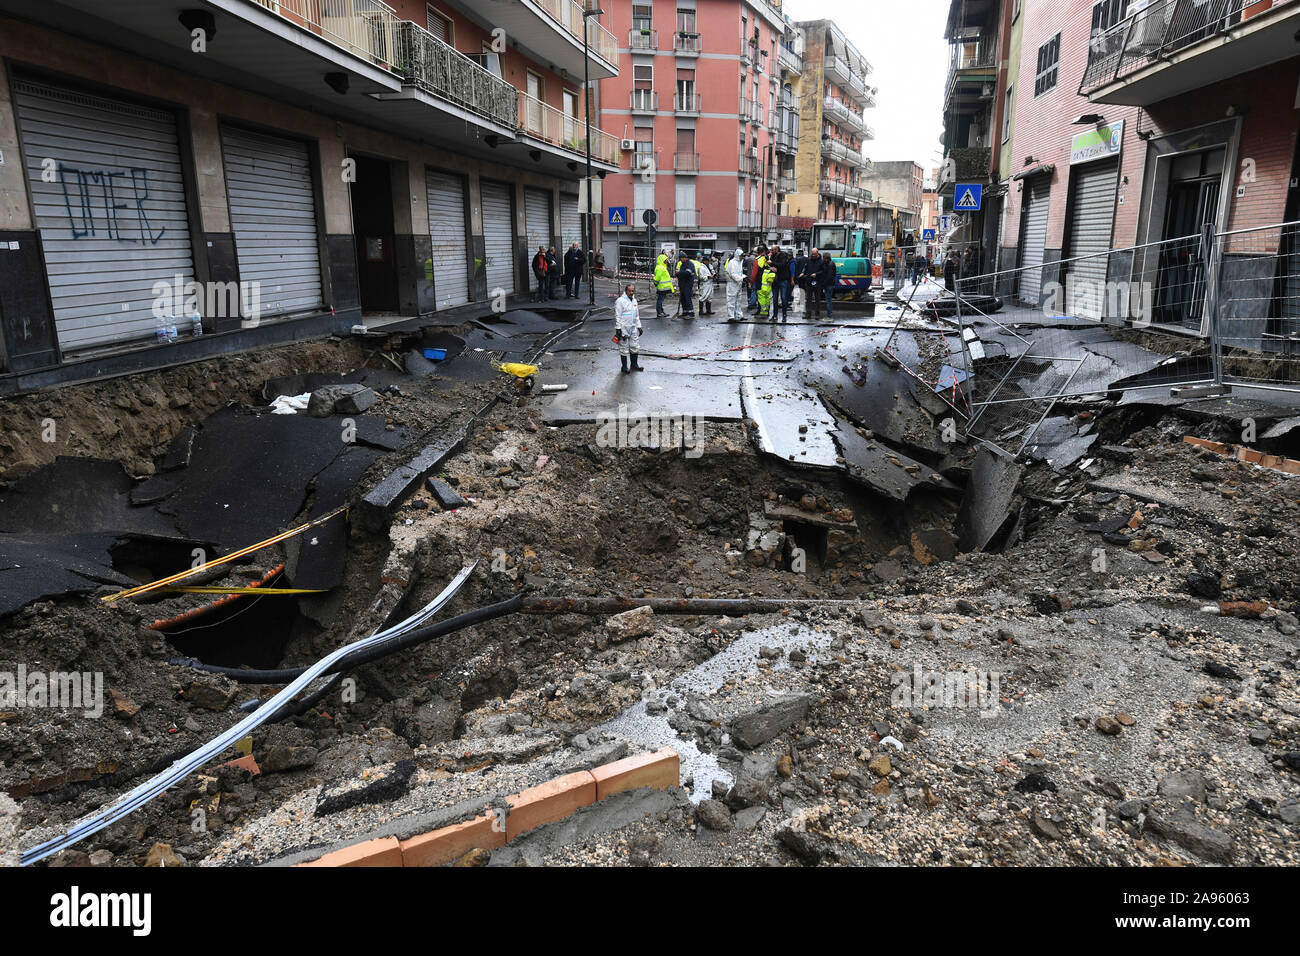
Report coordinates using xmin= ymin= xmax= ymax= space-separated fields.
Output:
xmin=822 ymin=97 xmax=867 ymax=134
xmin=672 ymin=152 xmax=700 ymax=173
xmin=532 ymin=0 xmax=619 ymax=67
xmin=632 ymin=206 xmax=659 ymax=227
xmin=395 ymin=20 xmax=518 ymax=127
xmin=777 ymin=174 xmax=798 ymax=193
xmin=740 ymin=154 xmax=761 ymax=177
xmin=252 ymin=0 xmax=404 ymax=71
xmin=740 ymin=97 xmax=762 ymax=123
xmin=674 ymin=207 xmax=701 ymax=227
xmin=824 ymin=54 xmax=872 ymax=104
xmin=737 ymin=210 xmax=761 ymax=228
xmin=518 ymin=91 xmax=622 ymax=165
xmin=628 ymin=28 xmax=657 ymax=50
xmin=1079 ymin=0 xmax=1266 ymax=95
xmin=673 ymin=32 xmax=702 ymax=55
xmin=774 ymin=126 xmax=797 ymax=154
xmin=629 ymin=89 xmax=658 ymax=112
xmin=777 ymin=44 xmax=802 ymax=74
xmin=674 ymin=92 xmax=701 ymax=113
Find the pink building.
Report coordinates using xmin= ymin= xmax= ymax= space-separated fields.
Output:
xmin=597 ymin=0 xmax=789 ymax=263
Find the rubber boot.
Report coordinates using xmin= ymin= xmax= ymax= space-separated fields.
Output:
xmin=630 ymin=353 xmax=644 ymax=372
xmin=621 ymin=354 xmax=629 ymax=374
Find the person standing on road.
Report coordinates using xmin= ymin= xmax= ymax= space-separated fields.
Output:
xmin=747 ymin=245 xmax=768 ymax=313
xmin=944 ymin=251 xmax=958 ymax=293
xmin=769 ymin=246 xmax=792 ymax=321
xmin=653 ymin=252 xmax=675 ymax=318
xmin=614 ymin=283 xmax=643 ymax=374
xmin=564 ymin=242 xmax=584 ymax=298
xmin=725 ymin=247 xmax=745 ymax=322
xmin=546 ymin=246 xmax=560 ymax=299
xmin=676 ymin=254 xmax=696 ymax=318
xmin=531 ymin=246 xmax=549 ymax=302
xmin=696 ymin=254 xmax=715 ymax=316
xmin=790 ymin=247 xmax=808 ymax=318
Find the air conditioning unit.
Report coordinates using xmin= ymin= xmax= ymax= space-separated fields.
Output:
xmin=620 ymin=139 xmax=635 ymax=150
xmin=749 ymin=147 xmax=759 ymax=158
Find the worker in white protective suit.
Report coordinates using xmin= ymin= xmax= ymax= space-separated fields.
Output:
xmin=725 ymin=248 xmax=745 ymax=323
xmin=614 ymin=283 xmax=643 ymax=373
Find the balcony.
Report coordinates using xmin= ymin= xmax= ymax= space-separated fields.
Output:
xmin=1080 ymin=0 xmax=1300 ymax=105
xmin=628 ymin=27 xmax=657 ymax=50
xmin=777 ymin=44 xmax=803 ymax=74
xmin=672 ymin=152 xmax=700 ymax=173
xmin=517 ymin=91 xmax=622 ymax=165
xmin=674 ymin=92 xmax=701 ymax=114
xmin=740 ymin=98 xmax=762 ymax=124
xmin=631 ymin=206 xmax=660 ymax=227
xmin=774 ymin=125 xmax=797 ymax=155
xmin=777 ymin=174 xmax=798 ymax=194
xmin=629 ymin=89 xmax=659 ymax=113
xmin=674 ymin=208 xmax=702 ymax=228
xmin=740 ymin=154 xmax=761 ymax=178
xmin=395 ymin=20 xmax=518 ymax=127
xmin=737 ymin=210 xmax=761 ymax=228
xmin=936 ymin=146 xmax=991 ymax=193
xmin=821 ymin=137 xmax=863 ymax=167
xmin=673 ymin=31 xmax=702 ymax=56
xmin=822 ymin=97 xmax=869 ymax=137
xmin=944 ymin=29 xmax=998 ymax=111
xmin=450 ymin=0 xmax=619 ymax=79
xmin=824 ymin=54 xmax=873 ymax=107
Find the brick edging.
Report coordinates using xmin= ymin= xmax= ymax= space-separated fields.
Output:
xmin=297 ymin=747 xmax=679 ymax=867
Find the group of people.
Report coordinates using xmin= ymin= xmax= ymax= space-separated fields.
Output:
xmin=649 ymin=244 xmax=840 ymax=323
xmin=531 ymin=242 xmax=587 ymax=301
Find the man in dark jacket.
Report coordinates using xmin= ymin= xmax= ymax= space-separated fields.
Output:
xmin=563 ymin=242 xmax=584 ymax=298
xmin=944 ymin=252 xmax=959 ymax=293
xmin=546 ymin=246 xmax=560 ymax=299
xmin=676 ymin=255 xmax=696 ymax=317
xmin=770 ymin=246 xmax=792 ymax=321
xmin=802 ymin=249 xmax=831 ymax=320
xmin=531 ymin=246 xmax=549 ymax=302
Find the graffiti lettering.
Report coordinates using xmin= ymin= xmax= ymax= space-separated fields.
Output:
xmin=59 ymin=165 xmax=166 ymax=245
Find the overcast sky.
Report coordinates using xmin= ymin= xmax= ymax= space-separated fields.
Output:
xmin=784 ymin=0 xmax=949 ymax=176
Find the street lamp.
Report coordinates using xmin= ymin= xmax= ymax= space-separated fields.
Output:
xmin=582 ymin=6 xmax=605 ymax=307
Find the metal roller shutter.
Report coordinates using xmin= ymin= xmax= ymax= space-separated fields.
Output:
xmin=221 ymin=125 xmax=323 ymax=317
xmin=524 ymin=187 xmax=552 ymax=252
xmin=12 ymin=78 xmax=195 ymax=352
xmin=1017 ymin=177 xmax=1051 ymax=307
xmin=480 ymin=180 xmax=515 ymax=295
xmin=560 ymin=192 xmax=582 ymax=251
xmin=1064 ymin=159 xmax=1118 ymax=320
xmin=426 ymin=169 xmax=469 ymax=308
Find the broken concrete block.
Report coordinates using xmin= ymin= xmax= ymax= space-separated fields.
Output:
xmin=308 ymin=383 xmax=376 ymax=418
xmin=955 ymin=445 xmax=1023 ymax=553
xmin=729 ymin=693 xmax=812 ymax=749
xmin=1145 ymin=810 xmax=1233 ymax=863
xmin=426 ymin=477 xmax=466 ymax=509
xmin=606 ymin=605 xmax=655 ymax=642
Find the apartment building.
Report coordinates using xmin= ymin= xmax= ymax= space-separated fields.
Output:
xmin=786 ymin=19 xmax=876 ymax=228
xmin=862 ymin=161 xmax=924 ymax=235
xmin=596 ymin=0 xmax=787 ymax=263
xmin=994 ymin=0 xmax=1300 ymax=336
xmin=0 ymin=0 xmax=621 ymax=381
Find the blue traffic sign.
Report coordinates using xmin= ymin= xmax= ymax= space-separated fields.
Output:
xmin=954 ymin=184 xmax=983 ymax=211
xmin=607 ymin=206 xmax=628 ymax=226
xmin=922 ymin=228 xmax=936 ymax=241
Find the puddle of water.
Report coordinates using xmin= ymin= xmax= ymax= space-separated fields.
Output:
xmin=596 ymin=621 xmax=836 ymax=802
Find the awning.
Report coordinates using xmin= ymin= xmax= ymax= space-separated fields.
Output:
xmin=1013 ymin=162 xmax=1056 ymax=182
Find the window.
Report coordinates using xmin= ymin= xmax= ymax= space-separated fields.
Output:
xmin=632 ymin=4 xmax=652 ymax=33
xmin=1001 ymin=87 xmax=1013 ymax=143
xmin=1091 ymin=0 xmax=1129 ymax=35
xmin=633 ymin=64 xmax=653 ymax=89
xmin=634 ymin=125 xmax=654 ymax=173
xmin=1034 ymin=33 xmax=1060 ymax=96
xmin=425 ymin=5 xmax=452 ymax=43
xmin=676 ymin=8 xmax=695 ymax=34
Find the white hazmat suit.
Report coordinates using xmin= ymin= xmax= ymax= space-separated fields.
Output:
xmin=725 ymin=248 xmax=745 ymax=322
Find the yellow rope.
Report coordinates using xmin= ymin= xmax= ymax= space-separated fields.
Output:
xmin=101 ymin=506 xmax=348 ymax=603
xmin=157 ymin=586 xmax=327 ymax=595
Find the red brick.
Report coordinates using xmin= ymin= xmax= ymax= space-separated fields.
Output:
xmin=590 ymin=747 xmax=680 ymax=801
xmin=298 ymin=835 xmax=403 ymax=868
xmin=505 ymin=771 xmax=597 ymax=840
xmin=400 ymin=812 xmax=506 ymax=868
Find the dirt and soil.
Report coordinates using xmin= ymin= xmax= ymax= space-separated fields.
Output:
xmin=2 ymin=327 xmax=1299 ymax=868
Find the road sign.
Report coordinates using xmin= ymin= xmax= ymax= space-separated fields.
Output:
xmin=954 ymin=183 xmax=983 ymax=211
xmin=922 ymin=228 xmax=936 ymax=241
xmin=608 ymin=206 xmax=628 ymax=227
xmin=940 ymin=215 xmax=950 ymax=230
xmin=642 ymin=208 xmax=657 ymax=226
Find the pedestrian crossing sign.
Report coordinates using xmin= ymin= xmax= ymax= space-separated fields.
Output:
xmin=954 ymin=184 xmax=982 ymax=211
xmin=608 ymin=206 xmax=628 ymax=226
xmin=922 ymin=228 xmax=936 ymax=241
